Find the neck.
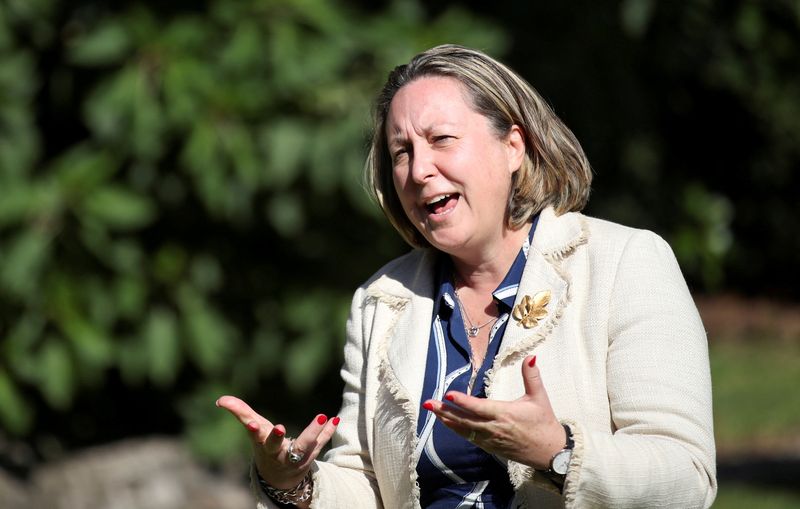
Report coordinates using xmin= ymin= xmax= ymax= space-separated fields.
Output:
xmin=450 ymin=223 xmax=530 ymax=291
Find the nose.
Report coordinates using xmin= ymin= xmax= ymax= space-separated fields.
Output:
xmin=409 ymin=146 xmax=437 ymax=184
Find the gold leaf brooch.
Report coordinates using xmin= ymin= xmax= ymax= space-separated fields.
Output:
xmin=512 ymin=290 xmax=551 ymax=328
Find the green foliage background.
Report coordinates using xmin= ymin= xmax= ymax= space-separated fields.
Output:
xmin=0 ymin=0 xmax=798 ymax=481
xmin=0 ymin=0 xmax=509 ymax=464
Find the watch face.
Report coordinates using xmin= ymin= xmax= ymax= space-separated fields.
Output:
xmin=552 ymin=449 xmax=573 ymax=475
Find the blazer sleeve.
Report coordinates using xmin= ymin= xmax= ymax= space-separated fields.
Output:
xmin=564 ymin=230 xmax=717 ymax=509
xmin=252 ymin=286 xmax=383 ymax=509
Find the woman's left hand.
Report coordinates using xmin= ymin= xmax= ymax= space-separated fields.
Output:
xmin=423 ymin=355 xmax=566 ymax=470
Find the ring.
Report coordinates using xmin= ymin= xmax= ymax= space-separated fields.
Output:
xmin=468 ymin=430 xmax=477 ymax=442
xmin=287 ymin=440 xmax=305 ymax=464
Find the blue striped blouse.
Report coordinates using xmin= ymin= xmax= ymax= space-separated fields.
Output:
xmin=415 ymin=217 xmax=539 ymax=508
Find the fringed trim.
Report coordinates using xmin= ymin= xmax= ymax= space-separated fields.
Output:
xmin=506 ymin=418 xmax=584 ymax=504
xmin=560 ymin=418 xmax=584 ymax=508
xmin=486 ymin=215 xmax=584 ymax=389
xmin=374 ymin=296 xmax=422 ymax=507
xmin=307 ymin=463 xmax=323 ymax=509
xmin=545 ymin=214 xmax=589 ymax=262
xmin=507 ymin=459 xmax=534 ymax=489
xmin=486 ymin=266 xmax=573 ymax=391
xmin=488 ymin=220 xmax=584 ymax=504
xmin=366 ymin=287 xmax=412 ymax=311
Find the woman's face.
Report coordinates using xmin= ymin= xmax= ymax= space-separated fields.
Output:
xmin=386 ymin=76 xmax=525 ymax=257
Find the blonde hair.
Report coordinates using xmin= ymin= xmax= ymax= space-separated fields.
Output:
xmin=366 ymin=44 xmax=592 ymax=248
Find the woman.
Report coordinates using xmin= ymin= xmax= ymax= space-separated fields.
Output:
xmin=217 ymin=44 xmax=717 ymax=508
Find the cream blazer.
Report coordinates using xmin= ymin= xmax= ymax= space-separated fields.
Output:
xmin=253 ymin=207 xmax=717 ymax=508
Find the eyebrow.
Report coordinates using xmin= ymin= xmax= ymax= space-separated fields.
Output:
xmin=386 ymin=122 xmax=457 ymax=146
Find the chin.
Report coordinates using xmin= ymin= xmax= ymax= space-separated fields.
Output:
xmin=416 ymin=218 xmax=472 ymax=253
xmin=424 ymin=234 xmax=470 ymax=255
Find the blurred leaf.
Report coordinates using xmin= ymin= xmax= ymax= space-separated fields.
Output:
xmin=2 ymin=0 xmax=58 ymax=44
xmin=81 ymin=185 xmax=156 ymax=230
xmin=52 ymin=145 xmax=115 ymax=194
xmin=266 ymin=193 xmax=305 ymax=237
xmin=620 ymin=0 xmax=656 ymax=38
xmin=179 ymin=285 xmax=235 ymax=375
xmin=0 ymin=51 xmax=39 ymax=178
xmin=0 ymin=8 xmax=10 ymax=49
xmin=283 ymin=292 xmax=329 ymax=332
xmin=3 ymin=313 xmax=45 ymax=374
xmin=51 ymin=275 xmax=114 ymax=375
xmin=735 ymin=3 xmax=764 ymax=49
xmin=426 ymin=6 xmax=509 ymax=52
xmin=282 ymin=291 xmax=349 ymax=392
xmin=162 ymin=57 xmax=216 ymax=126
xmin=285 ymin=332 xmax=330 ymax=393
xmin=182 ymin=120 xmax=220 ymax=174
xmin=309 ymin=125 xmax=341 ymax=195
xmin=159 ymin=15 xmax=208 ymax=54
xmin=85 ymin=277 xmax=117 ymax=328
xmin=672 ymin=183 xmax=734 ymax=289
xmin=0 ymin=368 xmax=34 ymax=434
xmin=154 ymin=244 xmax=187 ymax=284
xmin=190 ymin=254 xmax=223 ymax=293
xmin=118 ymin=335 xmax=149 ymax=386
xmin=67 ymin=19 xmax=131 ymax=66
xmin=0 ymin=180 xmax=59 ymax=229
xmin=218 ymin=121 xmax=260 ymax=188
xmin=261 ymin=119 xmax=307 ymax=189
xmin=144 ymin=307 xmax=180 ymax=386
xmin=289 ymin=0 xmax=349 ymax=35
xmin=0 ymin=228 xmax=51 ymax=300
xmin=181 ymin=383 xmax=250 ymax=460
xmin=37 ymin=339 xmax=75 ymax=409
xmin=107 ymin=240 xmax=145 ymax=275
xmin=218 ymin=21 xmax=261 ymax=73
xmin=230 ymin=327 xmax=283 ymax=389
xmin=84 ymin=67 xmax=137 ymax=141
xmin=114 ymin=275 xmax=147 ymax=318
xmin=131 ymin=63 xmax=166 ymax=160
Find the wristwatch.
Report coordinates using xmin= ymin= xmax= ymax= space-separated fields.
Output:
xmin=540 ymin=424 xmax=574 ymax=485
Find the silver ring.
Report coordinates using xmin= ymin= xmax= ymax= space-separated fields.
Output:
xmin=287 ymin=440 xmax=305 ymax=464
xmin=468 ymin=430 xmax=477 ymax=442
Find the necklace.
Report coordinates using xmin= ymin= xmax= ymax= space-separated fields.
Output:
xmin=454 ymin=289 xmax=498 ymax=338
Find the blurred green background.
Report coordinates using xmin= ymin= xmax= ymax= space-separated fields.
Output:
xmin=1 ymin=0 xmax=798 ymax=506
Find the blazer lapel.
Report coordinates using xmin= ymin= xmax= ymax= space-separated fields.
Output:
xmin=496 ymin=249 xmax=568 ymax=362
xmin=495 ymin=208 xmax=587 ymax=366
xmin=385 ymin=290 xmax=435 ymax=412
xmin=371 ymin=249 xmax=437 ymax=418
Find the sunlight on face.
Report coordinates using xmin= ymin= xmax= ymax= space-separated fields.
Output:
xmin=386 ymin=76 xmax=525 ymax=258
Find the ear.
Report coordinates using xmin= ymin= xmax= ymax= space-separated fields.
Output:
xmin=505 ymin=125 xmax=526 ymax=174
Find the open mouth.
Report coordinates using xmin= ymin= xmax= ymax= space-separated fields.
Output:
xmin=425 ymin=194 xmax=460 ymax=215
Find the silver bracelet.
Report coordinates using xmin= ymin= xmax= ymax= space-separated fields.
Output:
xmin=258 ymin=470 xmax=313 ymax=505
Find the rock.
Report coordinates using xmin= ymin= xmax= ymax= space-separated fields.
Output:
xmin=1 ymin=437 xmax=253 ymax=509
xmin=0 ymin=467 xmax=30 ymax=509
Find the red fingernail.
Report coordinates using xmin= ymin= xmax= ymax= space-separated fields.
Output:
xmin=445 ymin=394 xmax=455 ymax=402
xmin=246 ymin=421 xmax=259 ymax=432
xmin=317 ymin=414 xmax=328 ymax=425
xmin=273 ymin=427 xmax=285 ymax=437
xmin=528 ymin=355 xmax=537 ymax=367
xmin=332 ymin=416 xmax=340 ymax=426
xmin=422 ymin=401 xmax=434 ymax=411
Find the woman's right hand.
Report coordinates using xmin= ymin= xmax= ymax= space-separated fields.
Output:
xmin=215 ymin=395 xmax=340 ymax=490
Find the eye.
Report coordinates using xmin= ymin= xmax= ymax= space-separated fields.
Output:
xmin=432 ymin=135 xmax=454 ymax=145
xmin=392 ymin=147 xmax=409 ymax=164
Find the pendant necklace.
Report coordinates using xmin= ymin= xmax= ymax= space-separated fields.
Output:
xmin=454 ymin=288 xmax=498 ymax=338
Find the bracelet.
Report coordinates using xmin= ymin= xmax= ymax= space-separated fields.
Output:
xmin=257 ymin=470 xmax=313 ymax=505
